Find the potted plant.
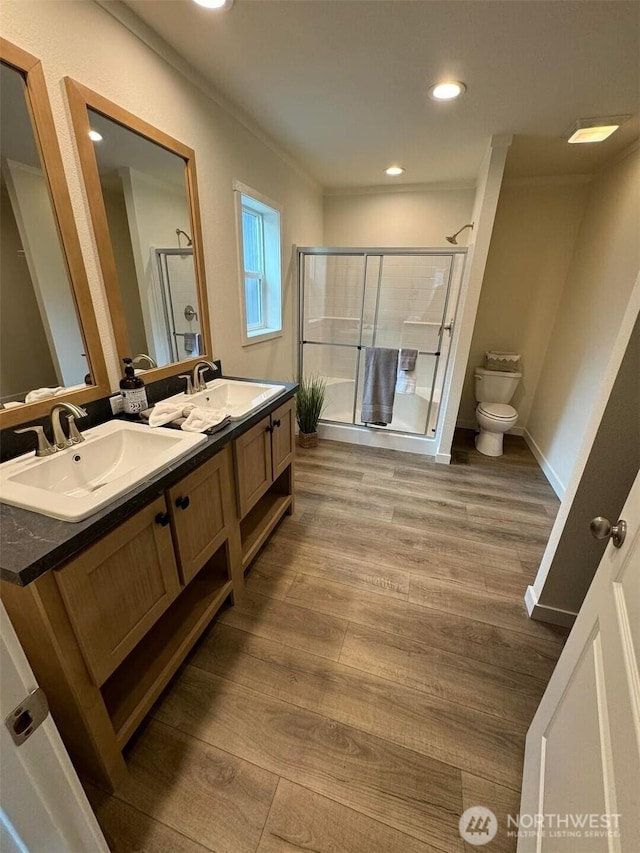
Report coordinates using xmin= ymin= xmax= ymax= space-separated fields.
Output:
xmin=295 ymin=375 xmax=326 ymax=448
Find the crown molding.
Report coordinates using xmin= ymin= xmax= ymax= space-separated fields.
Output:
xmin=502 ymin=174 xmax=593 ymax=188
xmin=323 ymin=179 xmax=476 ymax=198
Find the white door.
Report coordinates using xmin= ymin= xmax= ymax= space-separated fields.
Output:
xmin=519 ymin=472 xmax=640 ymax=852
xmin=0 ymin=602 xmax=108 ymax=853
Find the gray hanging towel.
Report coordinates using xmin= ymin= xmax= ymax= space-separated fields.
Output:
xmin=361 ymin=347 xmax=399 ymax=426
xmin=399 ymin=348 xmax=418 ymax=371
xmin=183 ymin=332 xmax=202 ymax=355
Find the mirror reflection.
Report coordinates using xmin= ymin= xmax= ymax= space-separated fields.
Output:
xmin=0 ymin=62 xmax=89 ymax=406
xmin=88 ymin=109 xmax=203 ymax=369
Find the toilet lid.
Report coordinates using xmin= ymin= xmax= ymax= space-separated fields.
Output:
xmin=477 ymin=402 xmax=517 ymax=419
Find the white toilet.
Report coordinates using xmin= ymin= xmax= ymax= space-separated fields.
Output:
xmin=473 ymin=366 xmax=522 ymax=457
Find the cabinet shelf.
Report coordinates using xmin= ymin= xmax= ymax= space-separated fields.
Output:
xmin=102 ymin=555 xmax=232 ymax=748
xmin=240 ymin=490 xmax=292 ymax=571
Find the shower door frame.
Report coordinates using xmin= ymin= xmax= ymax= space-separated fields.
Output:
xmin=297 ymin=246 xmax=467 ymax=442
xmin=154 ymin=247 xmax=196 ymax=362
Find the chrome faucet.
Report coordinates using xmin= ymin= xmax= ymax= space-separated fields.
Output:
xmin=192 ymin=360 xmax=219 ymax=392
xmin=49 ymin=402 xmax=89 ymax=450
xmin=132 ymin=353 xmax=157 ymax=369
xmin=14 ymin=425 xmax=56 ymax=457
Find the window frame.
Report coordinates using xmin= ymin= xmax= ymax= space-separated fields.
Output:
xmin=234 ymin=180 xmax=283 ymax=346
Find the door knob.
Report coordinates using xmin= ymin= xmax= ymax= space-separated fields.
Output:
xmin=589 ymin=516 xmax=627 ymax=548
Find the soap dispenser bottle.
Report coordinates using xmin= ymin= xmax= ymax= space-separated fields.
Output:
xmin=120 ymin=358 xmax=148 ymax=417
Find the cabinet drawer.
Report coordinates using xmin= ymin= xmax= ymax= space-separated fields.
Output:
xmin=54 ymin=496 xmax=180 ymax=686
xmin=234 ymin=415 xmax=273 ymax=518
xmin=271 ymin=399 xmax=295 ymax=480
xmin=167 ymin=447 xmax=232 ymax=585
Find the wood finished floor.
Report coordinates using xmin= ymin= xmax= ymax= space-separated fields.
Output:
xmin=88 ymin=430 xmax=567 ymax=853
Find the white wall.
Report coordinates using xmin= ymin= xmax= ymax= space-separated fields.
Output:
xmin=101 ymin=186 xmax=147 ymax=357
xmin=4 ymin=160 xmax=86 ymax=387
xmin=536 ymin=316 xmax=639 ymax=617
xmin=526 ymin=146 xmax=640 ymax=492
xmin=458 ymin=178 xmax=589 ymax=425
xmin=0 ymin=185 xmax=57 ymax=398
xmin=323 ymin=186 xmax=475 ymax=247
xmin=1 ymin=0 xmax=323 ymax=387
xmin=121 ymin=168 xmax=195 ymax=364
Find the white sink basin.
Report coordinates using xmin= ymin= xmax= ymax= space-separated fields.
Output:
xmin=173 ymin=378 xmax=285 ymax=420
xmin=0 ymin=421 xmax=206 ymax=522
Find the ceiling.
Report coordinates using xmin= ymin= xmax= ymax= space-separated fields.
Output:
xmin=121 ymin=0 xmax=640 ymax=190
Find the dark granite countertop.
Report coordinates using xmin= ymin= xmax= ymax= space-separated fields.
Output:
xmin=0 ymin=379 xmax=297 ymax=586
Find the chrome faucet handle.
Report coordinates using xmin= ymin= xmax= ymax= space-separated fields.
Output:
xmin=197 ymin=367 xmax=209 ymax=391
xmin=15 ymin=426 xmax=56 ymax=457
xmin=49 ymin=403 xmax=88 ymax=449
xmin=179 ymin=374 xmax=195 ymax=395
xmin=66 ymin=415 xmax=85 ymax=445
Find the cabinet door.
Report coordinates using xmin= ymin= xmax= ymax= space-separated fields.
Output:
xmin=271 ymin=399 xmax=295 ymax=481
xmin=234 ymin=415 xmax=272 ymax=518
xmin=167 ymin=447 xmax=231 ymax=585
xmin=54 ymin=496 xmax=180 ymax=686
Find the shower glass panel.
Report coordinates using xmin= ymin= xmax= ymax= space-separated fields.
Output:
xmin=299 ymin=248 xmax=466 ymax=437
xmin=302 ymin=254 xmax=379 ymax=347
xmin=303 ymin=343 xmax=359 ymax=424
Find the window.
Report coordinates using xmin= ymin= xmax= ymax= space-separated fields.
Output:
xmin=234 ymin=181 xmax=282 ymax=344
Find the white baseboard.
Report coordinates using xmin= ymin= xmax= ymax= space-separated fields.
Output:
xmin=435 ymin=452 xmax=451 ymax=464
xmin=522 ymin=429 xmax=565 ymax=499
xmin=525 ymin=585 xmax=577 ymax=628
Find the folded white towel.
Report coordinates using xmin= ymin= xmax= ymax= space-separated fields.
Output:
xmin=24 ymin=387 xmax=64 ymax=403
xmin=148 ymin=400 xmax=195 ymax=428
xmin=181 ymin=407 xmax=227 ymax=433
xmin=55 ymin=384 xmax=85 ymax=395
xmin=3 ymin=401 xmax=24 ymax=409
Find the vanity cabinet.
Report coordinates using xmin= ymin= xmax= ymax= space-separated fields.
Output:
xmin=1 ymin=393 xmax=295 ymax=792
xmin=2 ymin=443 xmax=241 ymax=791
xmin=167 ymin=451 xmax=232 ymax=586
xmin=54 ymin=495 xmax=181 ymax=686
xmin=234 ymin=398 xmax=295 ymax=569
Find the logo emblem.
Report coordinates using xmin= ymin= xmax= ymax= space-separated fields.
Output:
xmin=459 ymin=806 xmax=498 ymax=846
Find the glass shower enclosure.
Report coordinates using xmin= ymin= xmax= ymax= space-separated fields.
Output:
xmin=298 ymin=248 xmax=467 ymax=438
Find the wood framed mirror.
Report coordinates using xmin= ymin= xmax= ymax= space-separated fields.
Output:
xmin=65 ymin=79 xmax=212 ymax=383
xmin=0 ymin=40 xmax=109 ymax=429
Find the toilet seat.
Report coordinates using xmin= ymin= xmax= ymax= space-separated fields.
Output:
xmin=477 ymin=402 xmax=517 ymax=420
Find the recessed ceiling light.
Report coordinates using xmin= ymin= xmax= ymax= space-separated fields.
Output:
xmin=193 ymin=0 xmax=234 ymax=9
xmin=88 ymin=130 xmax=102 ymax=142
xmin=385 ymin=166 xmax=405 ymax=176
xmin=428 ymin=81 xmax=466 ymax=101
xmin=565 ymin=115 xmax=630 ymax=144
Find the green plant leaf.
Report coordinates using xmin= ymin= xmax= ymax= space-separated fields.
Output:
xmin=295 ymin=374 xmax=327 ymax=434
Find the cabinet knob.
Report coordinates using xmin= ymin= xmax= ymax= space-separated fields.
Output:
xmin=175 ymin=495 xmax=191 ymax=511
xmin=155 ymin=512 xmax=170 ymax=527
xmin=265 ymin=425 xmax=273 ymax=434
xmin=273 ymin=419 xmax=281 ymax=428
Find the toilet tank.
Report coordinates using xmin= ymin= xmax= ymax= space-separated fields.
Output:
xmin=474 ymin=367 xmax=522 ymax=403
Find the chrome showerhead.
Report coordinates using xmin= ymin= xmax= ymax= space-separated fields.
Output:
xmin=445 ymin=222 xmax=474 ymax=245
xmin=176 ymin=228 xmax=193 ymax=247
